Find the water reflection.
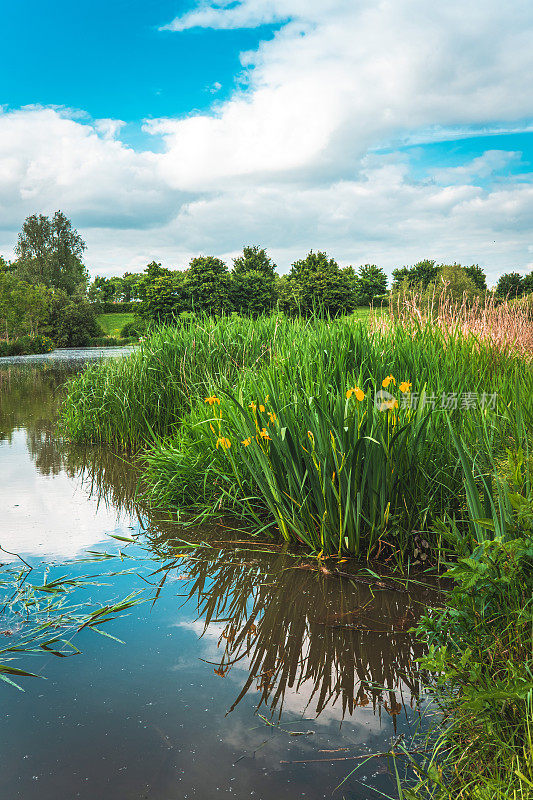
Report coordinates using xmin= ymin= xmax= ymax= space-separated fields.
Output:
xmin=144 ymin=532 xmax=435 ymax=728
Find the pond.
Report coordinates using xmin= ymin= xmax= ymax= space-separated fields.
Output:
xmin=0 ymin=353 xmax=435 ymax=799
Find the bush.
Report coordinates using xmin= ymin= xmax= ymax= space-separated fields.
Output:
xmin=0 ymin=335 xmax=55 ymax=357
xmin=120 ymin=318 xmax=147 ymax=338
xmin=46 ymin=293 xmax=102 ymax=347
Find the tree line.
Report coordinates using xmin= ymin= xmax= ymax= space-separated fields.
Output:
xmin=1 ymin=212 xmax=532 ymax=350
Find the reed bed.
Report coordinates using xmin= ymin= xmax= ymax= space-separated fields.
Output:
xmin=62 ymin=312 xmax=532 ymax=561
xmin=389 ymin=289 xmax=533 ymax=360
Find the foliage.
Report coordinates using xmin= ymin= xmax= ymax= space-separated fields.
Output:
xmin=495 ymin=271 xmax=528 ymax=298
xmin=282 ymin=250 xmax=357 ymax=315
xmin=140 ymin=272 xmax=188 ymax=323
xmin=88 ymin=272 xmax=145 ymax=303
xmin=0 ymin=272 xmax=51 ymax=341
xmin=392 ymin=260 xmax=440 ymax=292
xmin=353 ymin=263 xmax=388 ymax=305
xmin=463 ymin=263 xmax=487 ymax=292
xmin=44 ymin=291 xmax=102 ymax=347
xmin=0 ymin=335 xmax=55 ymax=357
xmin=119 ymin=317 xmax=147 ymax=338
xmin=14 ymin=211 xmax=88 ymax=295
xmin=187 ymin=255 xmax=230 ymax=315
xmin=230 ymin=246 xmax=277 ymax=315
xmin=425 ymin=264 xmax=481 ymax=303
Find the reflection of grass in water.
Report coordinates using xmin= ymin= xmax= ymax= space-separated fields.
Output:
xmin=146 ymin=533 xmax=439 ymax=726
xmin=0 ymin=547 xmax=144 ymax=690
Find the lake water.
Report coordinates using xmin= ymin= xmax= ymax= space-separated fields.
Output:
xmin=0 ymin=353 xmax=435 ymax=799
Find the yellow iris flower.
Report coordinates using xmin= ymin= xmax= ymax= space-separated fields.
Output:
xmin=346 ymin=386 xmax=365 ymax=401
xmin=382 ymin=375 xmax=396 ymax=389
xmin=216 ymin=437 xmax=231 ymax=450
xmin=205 ymin=395 xmax=221 ymax=405
xmin=399 ymin=381 xmax=412 ymax=393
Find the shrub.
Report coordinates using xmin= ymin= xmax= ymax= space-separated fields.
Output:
xmin=120 ymin=318 xmax=147 ymax=338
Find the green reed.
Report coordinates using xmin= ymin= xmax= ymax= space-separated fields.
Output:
xmin=62 ymin=313 xmax=532 ymax=561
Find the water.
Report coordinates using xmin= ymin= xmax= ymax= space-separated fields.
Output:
xmin=0 ymin=354 xmax=435 ymax=799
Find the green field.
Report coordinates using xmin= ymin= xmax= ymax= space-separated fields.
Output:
xmin=96 ymin=313 xmax=135 ymax=338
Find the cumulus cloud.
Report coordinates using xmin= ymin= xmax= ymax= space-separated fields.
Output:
xmin=0 ymin=1 xmax=532 ymax=281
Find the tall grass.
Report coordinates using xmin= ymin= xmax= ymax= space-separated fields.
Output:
xmin=62 ymin=311 xmax=532 ymax=559
xmin=390 ymin=289 xmax=533 ymax=360
xmin=408 ymin=430 xmax=533 ymax=799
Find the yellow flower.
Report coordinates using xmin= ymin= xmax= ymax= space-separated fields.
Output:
xmin=216 ymin=436 xmax=231 ymax=450
xmin=268 ymin=411 xmax=277 ymax=423
xmin=346 ymin=386 xmax=365 ymax=401
xmin=259 ymin=428 xmax=271 ymax=440
xmin=242 ymin=437 xmax=252 ymax=447
xmin=399 ymin=381 xmax=412 ymax=393
xmin=259 ymin=404 xmax=265 ymax=412
xmin=249 ymin=401 xmax=257 ymax=411
xmin=264 ymin=395 xmax=269 ymax=404
xmin=382 ymin=375 xmax=396 ymax=389
xmin=205 ymin=395 xmax=221 ymax=405
xmin=209 ymin=423 xmax=216 ymax=433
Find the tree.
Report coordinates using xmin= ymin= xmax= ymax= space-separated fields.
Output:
xmin=285 ymin=251 xmax=356 ymax=316
xmin=463 ymin=264 xmax=487 ymax=292
xmin=186 ymin=256 xmax=230 ymax=315
xmin=522 ymin=272 xmax=533 ymax=295
xmin=392 ymin=260 xmax=439 ymax=291
xmin=427 ymin=264 xmax=480 ymax=303
xmin=0 ymin=273 xmax=50 ymax=341
xmin=353 ymin=264 xmax=387 ymax=305
xmin=230 ymin=246 xmax=277 ymax=315
xmin=15 ymin=211 xmax=88 ymax=295
xmin=495 ymin=272 xmax=524 ymax=298
xmin=43 ymin=291 xmax=101 ymax=347
xmin=140 ymin=273 xmax=188 ymax=324
xmin=0 ymin=256 xmax=15 ymax=274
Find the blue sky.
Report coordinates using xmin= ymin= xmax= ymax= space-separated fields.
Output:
xmin=1 ymin=0 xmax=532 ymax=283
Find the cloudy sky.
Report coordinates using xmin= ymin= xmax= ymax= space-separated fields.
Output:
xmin=1 ymin=0 xmax=532 ymax=285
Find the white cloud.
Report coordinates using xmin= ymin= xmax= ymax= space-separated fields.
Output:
xmin=0 ymin=1 xmax=532 ymax=282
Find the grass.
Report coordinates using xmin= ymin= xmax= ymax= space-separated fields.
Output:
xmin=62 ymin=311 xmax=532 ymax=559
xmin=96 ymin=312 xmax=135 ymax=338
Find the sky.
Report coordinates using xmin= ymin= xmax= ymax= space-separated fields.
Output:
xmin=1 ymin=0 xmax=532 ymax=285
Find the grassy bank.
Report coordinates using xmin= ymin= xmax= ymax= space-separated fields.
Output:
xmin=96 ymin=312 xmax=135 ymax=338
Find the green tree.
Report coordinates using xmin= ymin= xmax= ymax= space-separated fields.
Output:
xmin=392 ymin=259 xmax=439 ymax=291
xmin=43 ymin=291 xmax=101 ymax=347
xmin=140 ymin=273 xmax=188 ymax=324
xmin=15 ymin=211 xmax=88 ymax=295
xmin=522 ymin=272 xmax=533 ymax=295
xmin=427 ymin=264 xmax=480 ymax=303
xmin=285 ymin=251 xmax=356 ymax=316
xmin=0 ymin=273 xmax=51 ymax=341
xmin=186 ymin=256 xmax=230 ymax=315
xmin=353 ymin=264 xmax=387 ymax=305
xmin=230 ymin=246 xmax=277 ymax=315
xmin=0 ymin=256 xmax=15 ymax=274
xmin=463 ymin=264 xmax=487 ymax=292
xmin=495 ymin=272 xmax=524 ymax=298
xmin=88 ymin=276 xmax=115 ymax=302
